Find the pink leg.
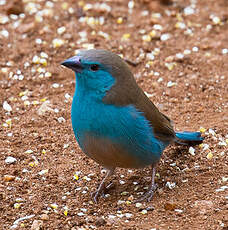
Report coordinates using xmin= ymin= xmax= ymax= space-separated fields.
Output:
xmin=92 ymin=168 xmax=115 ymax=203
xmin=135 ymin=166 xmax=157 ymax=202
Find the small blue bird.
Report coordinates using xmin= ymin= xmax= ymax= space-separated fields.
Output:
xmin=61 ymin=49 xmax=203 ymax=202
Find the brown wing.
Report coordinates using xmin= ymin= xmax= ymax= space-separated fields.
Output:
xmin=103 ymin=59 xmax=175 ymax=142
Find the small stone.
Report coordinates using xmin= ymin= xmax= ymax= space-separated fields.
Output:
xmin=31 ymin=220 xmax=43 ymax=230
xmin=57 ymin=117 xmax=66 ymax=123
xmin=160 ymin=33 xmax=171 ymax=41
xmin=0 ymin=29 xmax=9 ymax=38
xmin=5 ymin=156 xmax=17 ymax=164
xmin=3 ymin=101 xmax=12 ymax=112
xmin=135 ymin=202 xmax=142 ymax=208
xmin=206 ymin=152 xmax=213 ymax=160
xmin=40 ymin=214 xmax=49 ymax=221
xmin=95 ymin=217 xmax=106 ymax=227
xmin=37 ymin=101 xmax=53 ymax=116
xmin=164 ymin=201 xmax=177 ymax=211
xmin=189 ymin=146 xmax=195 ymax=156
xmin=166 ymin=181 xmax=176 ymax=189
xmin=141 ymin=209 xmax=147 ymax=214
xmin=4 ymin=175 xmax=15 ymax=182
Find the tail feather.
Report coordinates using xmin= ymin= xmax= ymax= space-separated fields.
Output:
xmin=175 ymin=131 xmax=204 ymax=146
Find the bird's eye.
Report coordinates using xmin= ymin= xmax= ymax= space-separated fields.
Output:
xmin=90 ymin=64 xmax=99 ymax=71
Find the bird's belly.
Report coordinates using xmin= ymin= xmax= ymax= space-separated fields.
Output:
xmin=72 ymin=103 xmax=166 ymax=169
xmin=82 ymin=133 xmax=160 ymax=169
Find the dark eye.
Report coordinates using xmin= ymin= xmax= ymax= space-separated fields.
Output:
xmin=90 ymin=64 xmax=99 ymax=71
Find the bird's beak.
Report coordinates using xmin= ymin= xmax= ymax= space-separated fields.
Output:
xmin=61 ymin=56 xmax=83 ymax=72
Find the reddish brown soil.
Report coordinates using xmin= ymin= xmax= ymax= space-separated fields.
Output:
xmin=0 ymin=0 xmax=227 ymax=229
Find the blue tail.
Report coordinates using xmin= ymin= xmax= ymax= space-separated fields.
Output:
xmin=175 ymin=131 xmax=204 ymax=145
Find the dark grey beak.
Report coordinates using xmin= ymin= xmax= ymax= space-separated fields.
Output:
xmin=61 ymin=56 xmax=82 ymax=72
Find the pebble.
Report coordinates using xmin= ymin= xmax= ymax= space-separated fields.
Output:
xmin=0 ymin=29 xmax=9 ymax=38
xmin=160 ymin=33 xmax=171 ymax=41
xmin=164 ymin=202 xmax=177 ymax=211
xmin=167 ymin=81 xmax=176 ymax=88
xmin=5 ymin=156 xmax=17 ymax=164
xmin=57 ymin=117 xmax=66 ymax=123
xmin=189 ymin=146 xmax=195 ymax=156
xmin=3 ymin=101 xmax=12 ymax=112
xmin=135 ymin=202 xmax=142 ymax=208
xmin=40 ymin=214 xmax=49 ymax=221
xmin=95 ymin=217 xmax=106 ymax=227
xmin=31 ymin=220 xmax=43 ymax=230
xmin=37 ymin=101 xmax=53 ymax=116
xmin=3 ymin=175 xmax=15 ymax=182
xmin=166 ymin=181 xmax=176 ymax=189
xmin=184 ymin=6 xmax=195 ymax=15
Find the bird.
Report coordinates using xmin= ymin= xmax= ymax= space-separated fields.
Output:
xmin=61 ymin=49 xmax=204 ymax=202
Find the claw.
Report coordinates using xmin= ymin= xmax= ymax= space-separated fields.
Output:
xmin=134 ymin=184 xmax=158 ymax=203
xmin=134 ymin=166 xmax=157 ymax=203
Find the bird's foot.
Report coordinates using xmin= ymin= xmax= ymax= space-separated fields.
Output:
xmin=91 ymin=182 xmax=114 ymax=203
xmin=134 ymin=184 xmax=158 ymax=203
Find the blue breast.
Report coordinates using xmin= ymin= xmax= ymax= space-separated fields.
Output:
xmin=71 ymin=73 xmax=168 ymax=168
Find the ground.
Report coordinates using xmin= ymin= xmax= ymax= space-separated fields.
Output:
xmin=0 ymin=0 xmax=228 ymax=229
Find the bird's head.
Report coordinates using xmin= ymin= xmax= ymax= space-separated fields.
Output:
xmin=61 ymin=49 xmax=139 ymax=103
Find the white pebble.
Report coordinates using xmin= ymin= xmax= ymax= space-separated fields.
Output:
xmin=153 ymin=24 xmax=163 ymax=31
xmin=77 ymin=212 xmax=85 ymax=216
xmin=208 ymin=128 xmax=216 ymax=136
xmin=166 ymin=181 xmax=176 ymax=189
xmin=0 ymin=29 xmax=9 ymax=38
xmin=184 ymin=6 xmax=195 ymax=15
xmin=146 ymin=53 xmax=155 ymax=60
xmin=184 ymin=49 xmax=191 ymax=55
xmin=222 ymin=48 xmax=228 ymax=54
xmin=192 ymin=46 xmax=199 ymax=52
xmin=189 ymin=146 xmax=195 ymax=156
xmin=125 ymin=213 xmax=133 ymax=218
xmin=5 ymin=156 xmax=17 ymax=164
xmin=160 ymin=33 xmax=171 ymax=41
xmin=40 ymin=52 xmax=48 ymax=58
xmin=65 ymin=93 xmax=72 ymax=100
xmin=35 ymin=38 xmax=42 ymax=44
xmin=0 ymin=15 xmax=9 ymax=24
xmin=216 ymin=186 xmax=228 ymax=192
xmin=174 ymin=209 xmax=183 ymax=213
xmin=52 ymin=83 xmax=59 ymax=88
xmin=128 ymin=1 xmax=134 ymax=9
xmin=167 ymin=81 xmax=176 ymax=88
xmin=57 ymin=26 xmax=66 ymax=35
xmin=135 ymin=202 xmax=142 ymax=208
xmin=3 ymin=101 xmax=12 ymax=112
xmin=57 ymin=117 xmax=66 ymax=123
xmin=176 ymin=53 xmax=184 ymax=59
xmin=0 ymin=0 xmax=6 ymax=5
xmin=18 ymin=75 xmax=24 ymax=80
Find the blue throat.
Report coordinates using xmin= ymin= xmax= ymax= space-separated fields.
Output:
xmin=71 ymin=72 xmax=167 ymax=167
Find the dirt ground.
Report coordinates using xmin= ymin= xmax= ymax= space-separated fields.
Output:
xmin=0 ymin=0 xmax=227 ymax=229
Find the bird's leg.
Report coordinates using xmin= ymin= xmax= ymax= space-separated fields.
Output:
xmin=135 ymin=166 xmax=157 ymax=202
xmin=92 ymin=168 xmax=115 ymax=203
